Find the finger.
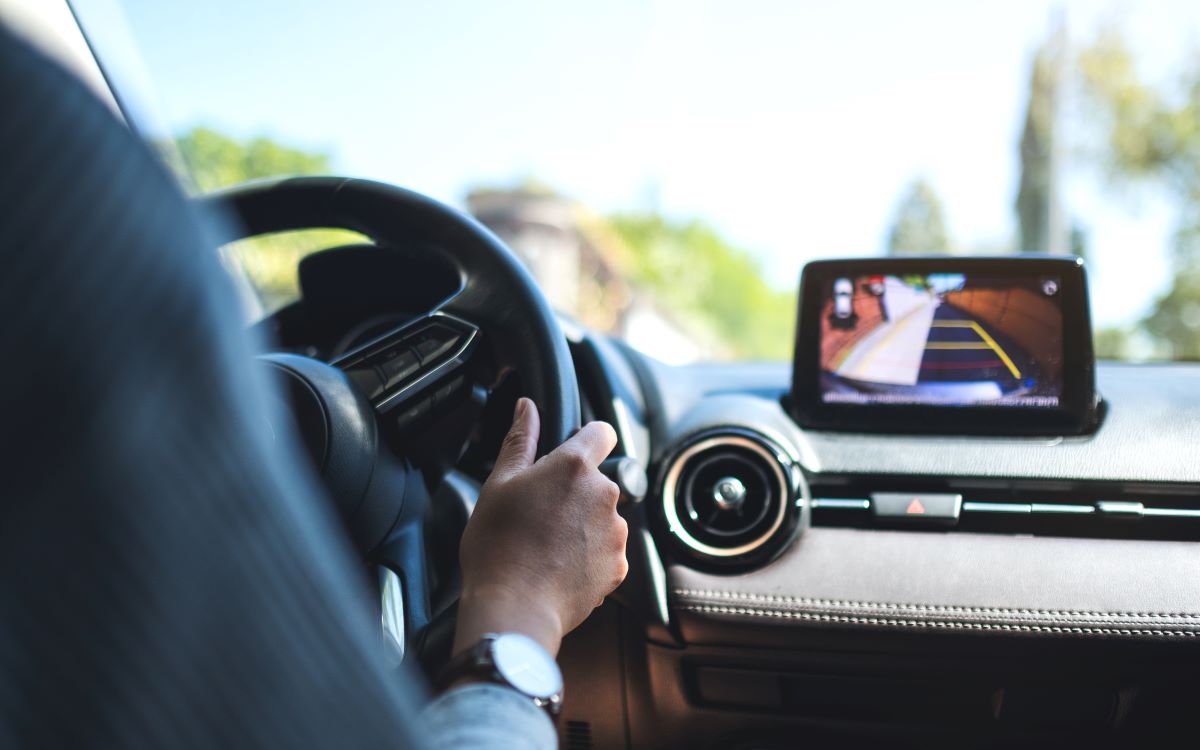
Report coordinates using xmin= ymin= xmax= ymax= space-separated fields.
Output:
xmin=556 ymin=421 xmax=617 ymax=467
xmin=492 ymin=398 xmax=540 ymax=480
xmin=612 ymin=554 xmax=629 ymax=591
xmin=601 ymin=476 xmax=621 ymax=508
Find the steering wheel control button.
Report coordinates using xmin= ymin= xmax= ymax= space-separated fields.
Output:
xmin=433 ymin=375 xmax=465 ymax=405
xmin=345 ymin=364 xmax=385 ymax=399
xmin=395 ymin=396 xmax=433 ymax=427
xmin=871 ymin=492 xmax=962 ymax=525
xmin=411 ymin=325 xmax=461 ymax=364
xmin=376 ymin=347 xmax=421 ymax=388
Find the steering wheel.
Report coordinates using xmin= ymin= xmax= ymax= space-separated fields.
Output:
xmin=204 ymin=177 xmax=580 ymax=668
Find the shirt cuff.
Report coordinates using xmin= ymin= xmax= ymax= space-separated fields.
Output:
xmin=422 ymin=682 xmax=556 ymax=750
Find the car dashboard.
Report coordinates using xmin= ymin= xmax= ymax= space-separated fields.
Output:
xmin=556 ymin=328 xmax=1200 ymax=749
xmin=261 ymin=249 xmax=1200 ymax=749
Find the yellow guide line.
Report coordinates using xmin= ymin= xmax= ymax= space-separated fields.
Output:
xmin=925 ymin=342 xmax=992 ymax=349
xmin=965 ymin=321 xmax=1022 ymax=379
xmin=921 ymin=316 xmax=1017 ymax=376
xmin=926 ymin=318 xmax=1022 ymax=378
xmin=930 ymin=320 xmax=978 ymax=328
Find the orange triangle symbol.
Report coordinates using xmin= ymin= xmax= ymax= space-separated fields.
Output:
xmin=906 ymin=498 xmax=926 ymax=515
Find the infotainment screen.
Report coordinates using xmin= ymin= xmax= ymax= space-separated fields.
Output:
xmin=819 ymin=273 xmax=1063 ymax=408
xmin=791 ymin=257 xmax=1098 ymax=435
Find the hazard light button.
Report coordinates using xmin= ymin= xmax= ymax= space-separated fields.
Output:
xmin=870 ymin=493 xmax=962 ymax=525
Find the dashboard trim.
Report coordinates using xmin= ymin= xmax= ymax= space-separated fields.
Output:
xmin=673 ymin=589 xmax=1200 ymax=620
xmin=668 ymin=526 xmax=1200 ymax=644
xmin=674 ymin=601 xmax=1200 ymax=639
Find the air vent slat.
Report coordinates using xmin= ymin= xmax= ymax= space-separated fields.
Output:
xmin=564 ymin=720 xmax=593 ymax=750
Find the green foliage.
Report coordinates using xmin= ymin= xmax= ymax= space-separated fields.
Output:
xmin=1079 ymin=29 xmax=1200 ymax=358
xmin=887 ymin=178 xmax=951 ymax=256
xmin=608 ymin=214 xmax=795 ymax=360
xmin=161 ymin=127 xmax=365 ymax=314
xmin=1143 ymin=268 xmax=1200 ymax=359
xmin=1077 ymin=32 xmax=1200 ymax=194
xmin=1093 ymin=325 xmax=1132 ymax=360
xmin=161 ymin=127 xmax=332 ymax=194
xmin=222 ymin=229 xmax=367 ymax=313
xmin=162 ymin=127 xmax=795 ymax=355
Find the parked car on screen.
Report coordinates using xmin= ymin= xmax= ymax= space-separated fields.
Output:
xmin=830 ymin=277 xmax=858 ymax=328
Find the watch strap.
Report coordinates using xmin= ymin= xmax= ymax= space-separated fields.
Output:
xmin=437 ymin=633 xmax=563 ymax=716
xmin=437 ymin=634 xmax=497 ymax=689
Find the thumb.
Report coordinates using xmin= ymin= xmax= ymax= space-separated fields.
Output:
xmin=492 ymin=398 xmax=540 ymax=479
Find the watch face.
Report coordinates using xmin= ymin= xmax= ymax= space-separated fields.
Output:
xmin=491 ymin=633 xmax=563 ymax=699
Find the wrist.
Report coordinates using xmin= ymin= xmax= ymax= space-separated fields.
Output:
xmin=454 ymin=583 xmax=564 ymax=658
xmin=439 ymin=632 xmax=565 ymax=716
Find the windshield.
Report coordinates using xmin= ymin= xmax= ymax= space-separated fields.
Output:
xmin=71 ymin=0 xmax=1200 ymax=363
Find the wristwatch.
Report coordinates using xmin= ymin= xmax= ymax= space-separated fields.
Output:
xmin=439 ymin=632 xmax=564 ymax=716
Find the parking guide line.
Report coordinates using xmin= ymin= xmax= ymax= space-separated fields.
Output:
xmin=929 ymin=320 xmax=978 ymax=328
xmin=927 ymin=317 xmax=1022 ymax=379
xmin=964 ymin=321 xmax=1022 ymax=379
xmin=924 ymin=342 xmax=993 ymax=349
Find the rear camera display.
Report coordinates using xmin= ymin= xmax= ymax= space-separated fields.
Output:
xmin=819 ymin=273 xmax=1064 ymax=408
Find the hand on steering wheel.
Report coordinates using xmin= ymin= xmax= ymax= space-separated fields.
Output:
xmin=208 ymin=177 xmax=615 ymax=672
xmin=456 ymin=398 xmax=628 ymax=658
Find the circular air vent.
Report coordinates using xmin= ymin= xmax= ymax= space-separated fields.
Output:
xmin=660 ymin=429 xmax=806 ymax=567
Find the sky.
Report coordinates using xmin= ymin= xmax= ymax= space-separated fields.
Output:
xmin=76 ymin=0 xmax=1200 ymax=329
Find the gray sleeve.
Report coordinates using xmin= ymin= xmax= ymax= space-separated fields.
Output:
xmin=0 ymin=26 xmax=434 ymax=750
xmin=424 ymin=684 xmax=558 ymax=750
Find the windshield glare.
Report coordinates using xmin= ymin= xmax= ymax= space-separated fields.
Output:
xmin=72 ymin=0 xmax=1200 ymax=363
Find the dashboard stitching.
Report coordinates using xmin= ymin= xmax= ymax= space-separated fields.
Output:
xmin=672 ymin=589 xmax=1200 ymax=620
xmin=678 ymin=604 xmax=1200 ymax=638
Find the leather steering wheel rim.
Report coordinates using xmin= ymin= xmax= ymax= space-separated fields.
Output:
xmin=204 ymin=176 xmax=581 ymax=456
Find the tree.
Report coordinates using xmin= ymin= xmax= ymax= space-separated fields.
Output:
xmin=159 ymin=127 xmax=332 ymax=194
xmin=466 ymin=182 xmax=794 ymax=360
xmin=608 ymin=214 xmax=795 ymax=360
xmin=160 ymin=127 xmax=363 ymax=313
xmin=1016 ymin=22 xmax=1068 ymax=255
xmin=162 ymin=129 xmax=796 ymax=357
xmin=1143 ymin=269 xmax=1200 ymax=359
xmin=1078 ymin=29 xmax=1200 ymax=358
xmin=886 ymin=178 xmax=951 ymax=256
xmin=1093 ymin=325 xmax=1132 ymax=360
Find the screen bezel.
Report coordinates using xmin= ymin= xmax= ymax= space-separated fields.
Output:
xmin=789 ymin=256 xmax=1098 ymax=436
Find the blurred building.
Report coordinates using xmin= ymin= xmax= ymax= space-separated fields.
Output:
xmin=468 ymin=187 xmax=595 ymax=321
xmin=467 ymin=185 xmax=715 ymax=363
